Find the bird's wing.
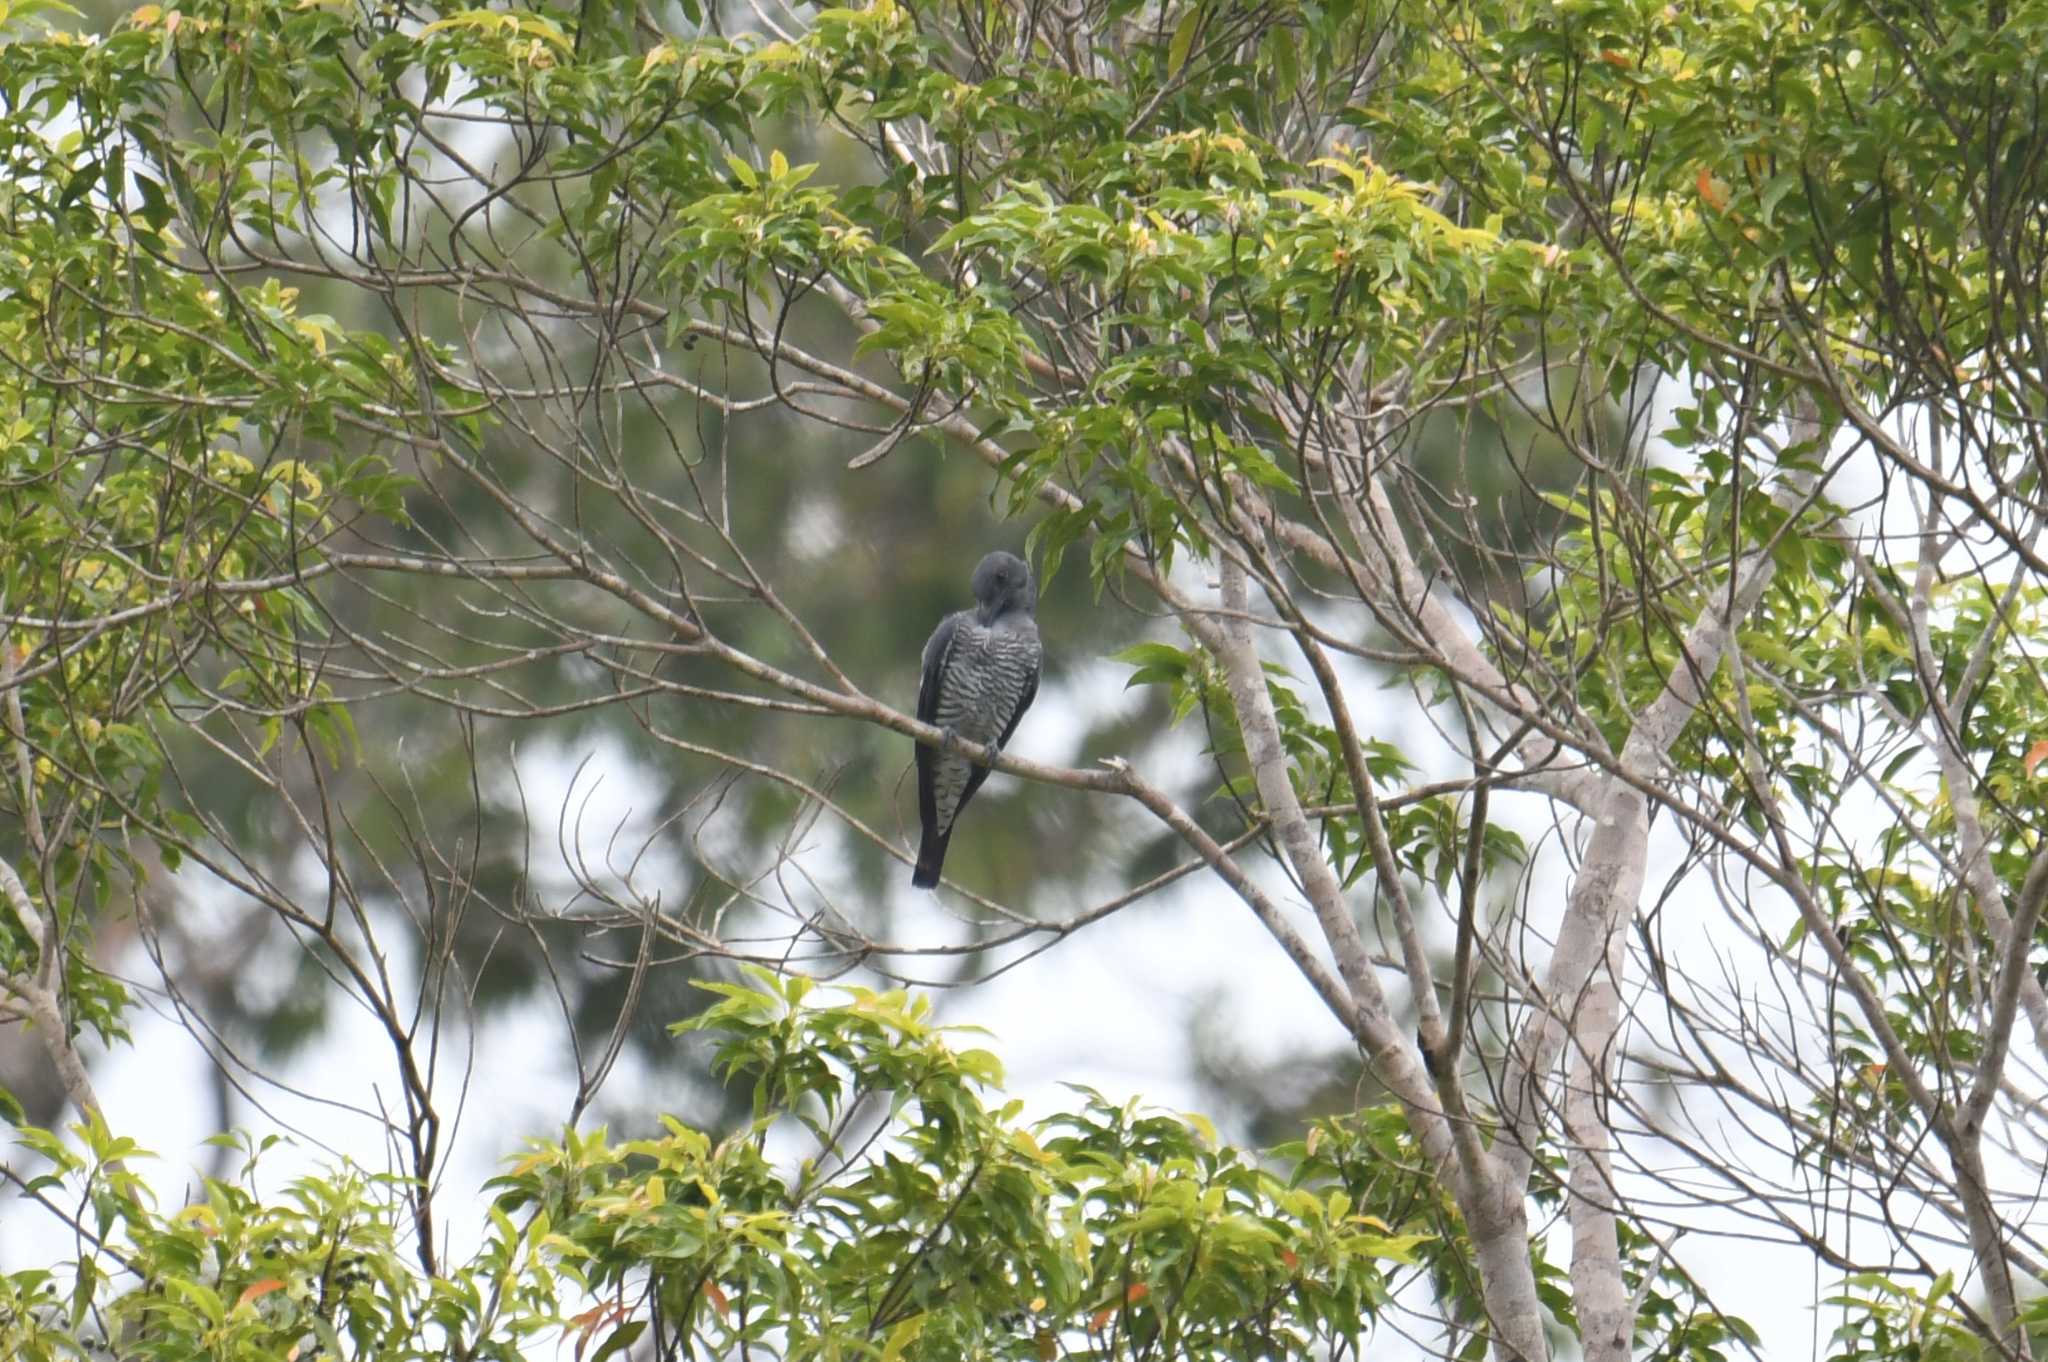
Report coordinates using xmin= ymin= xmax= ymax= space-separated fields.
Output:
xmin=916 ymin=613 xmax=962 ymax=835
xmin=918 ymin=613 xmax=960 ymax=725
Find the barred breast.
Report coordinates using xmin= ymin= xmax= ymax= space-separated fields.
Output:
xmin=928 ymin=619 xmax=1042 ymax=834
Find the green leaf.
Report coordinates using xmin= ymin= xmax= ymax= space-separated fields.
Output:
xmin=1112 ymin=641 xmax=1190 ymax=688
xmin=1166 ymin=5 xmax=1200 ymax=76
xmin=592 ymin=1319 xmax=647 ymax=1362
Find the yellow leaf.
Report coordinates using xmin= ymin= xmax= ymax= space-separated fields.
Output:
xmin=881 ymin=1313 xmax=926 ymax=1362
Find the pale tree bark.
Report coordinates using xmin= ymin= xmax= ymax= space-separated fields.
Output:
xmin=0 ymin=856 xmax=107 ymax=1130
xmin=1209 ymin=554 xmax=1549 ymax=1360
xmin=0 ymin=645 xmax=107 ymax=1132
xmin=1564 ymin=978 xmax=1628 ymax=1362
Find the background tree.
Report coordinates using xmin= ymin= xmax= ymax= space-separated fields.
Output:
xmin=3 ymin=0 xmax=2047 ymax=1357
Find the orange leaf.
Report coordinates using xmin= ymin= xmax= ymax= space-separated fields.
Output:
xmin=703 ymin=1281 xmax=730 ymax=1318
xmin=1125 ymin=1282 xmax=1150 ymax=1304
xmin=2025 ymin=738 xmax=2048 ymax=776
xmin=1695 ymin=166 xmax=1729 ymax=213
xmin=1599 ymin=49 xmax=1632 ymax=66
xmin=237 ymin=1279 xmax=286 ymax=1308
xmin=570 ymin=1305 xmax=607 ymax=1362
xmin=1280 ymin=1248 xmax=1300 ymax=1271
xmin=1089 ymin=1306 xmax=1116 ymax=1332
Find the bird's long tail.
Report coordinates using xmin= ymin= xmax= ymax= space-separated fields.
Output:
xmin=912 ymin=827 xmax=953 ymax=889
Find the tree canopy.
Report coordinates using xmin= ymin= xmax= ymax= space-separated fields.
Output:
xmin=3 ymin=0 xmax=2048 ymax=1356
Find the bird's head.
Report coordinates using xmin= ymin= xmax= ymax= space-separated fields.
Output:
xmin=971 ymin=551 xmax=1035 ymax=622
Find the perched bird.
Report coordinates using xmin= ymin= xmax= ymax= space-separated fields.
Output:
xmin=913 ymin=551 xmax=1042 ymax=888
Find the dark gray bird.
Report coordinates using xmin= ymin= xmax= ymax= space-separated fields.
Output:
xmin=913 ymin=551 xmax=1042 ymax=888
